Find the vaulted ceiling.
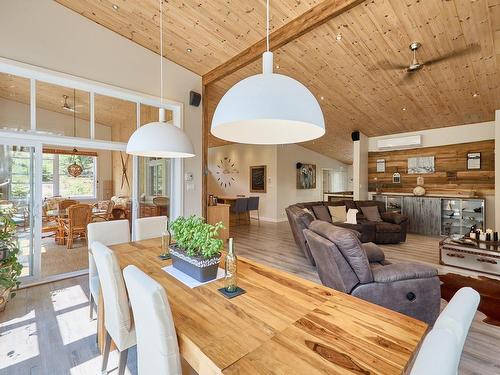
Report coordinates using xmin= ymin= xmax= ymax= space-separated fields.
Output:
xmin=57 ymin=0 xmax=500 ymax=163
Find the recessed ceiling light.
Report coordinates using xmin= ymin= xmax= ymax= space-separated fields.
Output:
xmin=275 ymin=65 xmax=280 ymax=69
xmin=112 ymin=4 xmax=119 ymax=11
xmin=336 ymin=34 xmax=342 ymax=41
xmin=186 ymin=48 xmax=192 ymax=53
xmin=472 ymin=92 xmax=479 ymax=97
xmin=320 ymin=96 xmax=324 ymax=100
xmin=402 ymin=107 xmax=407 ymax=111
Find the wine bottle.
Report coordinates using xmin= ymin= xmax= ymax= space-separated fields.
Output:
xmin=224 ymin=238 xmax=237 ymax=293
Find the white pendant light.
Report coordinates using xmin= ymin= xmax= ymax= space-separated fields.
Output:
xmin=211 ymin=0 xmax=325 ymax=144
xmin=127 ymin=0 xmax=195 ymax=158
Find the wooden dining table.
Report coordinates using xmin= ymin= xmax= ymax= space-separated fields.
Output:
xmin=99 ymin=238 xmax=428 ymax=375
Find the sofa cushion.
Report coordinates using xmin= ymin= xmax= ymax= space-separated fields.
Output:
xmin=328 ymin=205 xmax=346 ymax=222
xmin=360 ymin=205 xmax=383 ymax=222
xmin=375 ymin=222 xmax=401 ymax=233
xmin=380 ymin=211 xmax=406 ymax=225
xmin=346 ymin=209 xmax=358 ymax=224
xmin=309 ymin=221 xmax=373 ymax=284
xmin=312 ymin=205 xmax=332 ymax=223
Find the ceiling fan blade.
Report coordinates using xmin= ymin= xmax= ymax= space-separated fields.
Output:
xmin=399 ymin=71 xmax=418 ymax=85
xmin=370 ymin=61 xmax=408 ymax=71
xmin=424 ymin=43 xmax=480 ymax=66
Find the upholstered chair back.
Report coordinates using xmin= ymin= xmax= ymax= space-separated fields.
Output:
xmin=410 ymin=287 xmax=480 ymax=375
xmin=303 ymin=228 xmax=359 ymax=293
xmin=87 ymin=220 xmax=131 ymax=301
xmin=92 ymin=242 xmax=134 ymax=351
xmin=285 ymin=205 xmax=316 ymax=265
xmin=135 ymin=216 xmax=168 ymax=241
xmin=307 ymin=220 xmax=373 ymax=284
xmin=433 ymin=287 xmax=480 ymax=356
xmin=123 ymin=265 xmax=182 ymax=375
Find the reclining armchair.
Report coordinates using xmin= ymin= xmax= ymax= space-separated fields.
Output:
xmin=304 ymin=220 xmax=441 ymax=324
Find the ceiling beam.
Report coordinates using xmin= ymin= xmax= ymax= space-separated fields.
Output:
xmin=202 ymin=0 xmax=365 ymax=86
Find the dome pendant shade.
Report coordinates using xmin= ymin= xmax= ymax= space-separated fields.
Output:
xmin=211 ymin=52 xmax=325 ymax=144
xmin=127 ymin=109 xmax=195 ymax=158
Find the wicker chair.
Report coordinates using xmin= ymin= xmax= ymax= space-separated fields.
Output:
xmin=93 ymin=200 xmax=115 ymax=222
xmin=59 ymin=204 xmax=92 ymax=249
xmin=152 ymin=196 xmax=169 ymax=216
xmin=59 ymin=199 xmax=79 ymax=210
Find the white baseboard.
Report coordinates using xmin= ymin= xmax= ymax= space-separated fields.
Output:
xmin=249 ymin=215 xmax=288 ymax=223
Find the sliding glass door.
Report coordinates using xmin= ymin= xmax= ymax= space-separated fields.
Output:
xmin=0 ymin=141 xmax=41 ymax=281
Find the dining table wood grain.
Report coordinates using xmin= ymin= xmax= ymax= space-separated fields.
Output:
xmin=97 ymin=238 xmax=428 ymax=375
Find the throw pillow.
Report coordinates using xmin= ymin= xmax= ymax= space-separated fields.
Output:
xmin=302 ymin=207 xmax=315 ymax=218
xmin=345 ymin=209 xmax=358 ymax=224
xmin=312 ymin=205 xmax=332 ymax=223
xmin=328 ymin=205 xmax=347 ymax=223
xmin=360 ymin=205 xmax=383 ymax=222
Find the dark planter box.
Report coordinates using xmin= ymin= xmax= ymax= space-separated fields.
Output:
xmin=170 ymin=246 xmax=220 ymax=283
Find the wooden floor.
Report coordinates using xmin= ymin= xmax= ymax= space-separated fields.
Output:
xmin=1 ymin=221 xmax=499 ymax=374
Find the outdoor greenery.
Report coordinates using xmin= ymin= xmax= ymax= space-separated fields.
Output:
xmin=0 ymin=203 xmax=23 ymax=299
xmin=170 ymin=215 xmax=224 ymax=259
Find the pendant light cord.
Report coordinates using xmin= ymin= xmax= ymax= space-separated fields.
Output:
xmin=159 ymin=0 xmax=164 ymax=104
xmin=266 ymin=0 xmax=270 ymax=52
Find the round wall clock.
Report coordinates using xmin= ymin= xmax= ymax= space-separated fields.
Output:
xmin=216 ymin=157 xmax=238 ymax=189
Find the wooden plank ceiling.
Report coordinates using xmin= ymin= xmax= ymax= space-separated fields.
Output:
xmin=57 ymin=0 xmax=500 ymax=164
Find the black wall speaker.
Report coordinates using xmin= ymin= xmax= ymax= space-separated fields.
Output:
xmin=351 ymin=131 xmax=360 ymax=142
xmin=296 ymin=162 xmax=303 ymax=169
xmin=189 ymin=91 xmax=201 ymax=107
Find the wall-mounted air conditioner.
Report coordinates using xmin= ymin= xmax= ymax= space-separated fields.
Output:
xmin=376 ymin=135 xmax=422 ymax=150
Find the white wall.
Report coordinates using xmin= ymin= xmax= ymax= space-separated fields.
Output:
xmin=276 ymin=144 xmax=347 ymax=221
xmin=208 ymin=144 xmax=278 ymax=221
xmin=0 ymin=0 xmax=202 ymax=215
xmin=208 ymin=143 xmax=349 ymax=221
xmin=368 ymin=121 xmax=494 ymax=152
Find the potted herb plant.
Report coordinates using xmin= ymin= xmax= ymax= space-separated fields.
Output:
xmin=169 ymin=215 xmax=224 ymax=282
xmin=0 ymin=203 xmax=23 ymax=312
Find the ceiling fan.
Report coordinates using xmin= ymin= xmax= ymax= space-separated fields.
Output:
xmin=61 ymin=94 xmax=82 ymax=113
xmin=377 ymin=41 xmax=480 ymax=80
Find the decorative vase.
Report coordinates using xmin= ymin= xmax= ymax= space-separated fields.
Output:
xmin=413 ymin=186 xmax=426 ymax=196
xmin=413 ymin=176 xmax=426 ymax=196
xmin=224 ymin=238 xmax=238 ymax=292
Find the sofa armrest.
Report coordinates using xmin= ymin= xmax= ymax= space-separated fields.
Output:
xmin=380 ymin=212 xmax=408 ymax=225
xmin=372 ymin=263 xmax=437 ymax=283
xmin=362 ymin=242 xmax=385 ymax=263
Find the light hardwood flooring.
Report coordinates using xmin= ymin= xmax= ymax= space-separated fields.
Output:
xmin=1 ymin=221 xmax=499 ymax=374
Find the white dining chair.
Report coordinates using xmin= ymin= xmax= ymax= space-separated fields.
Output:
xmin=123 ymin=265 xmax=182 ymax=375
xmin=410 ymin=287 xmax=480 ymax=375
xmin=87 ymin=220 xmax=130 ymax=320
xmin=135 ymin=215 xmax=168 ymax=241
xmin=92 ymin=242 xmax=136 ymax=375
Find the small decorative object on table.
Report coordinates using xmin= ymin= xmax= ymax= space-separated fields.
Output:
xmin=413 ymin=176 xmax=426 ymax=196
xmin=169 ymin=216 xmax=224 ymax=282
xmin=159 ymin=218 xmax=171 ymax=260
xmin=218 ymin=237 xmax=245 ymax=298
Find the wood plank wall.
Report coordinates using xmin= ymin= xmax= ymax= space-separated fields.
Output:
xmin=368 ymin=140 xmax=495 ymax=196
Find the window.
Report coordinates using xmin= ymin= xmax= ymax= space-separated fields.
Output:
xmin=145 ymin=157 xmax=170 ymax=198
xmin=42 ymin=152 xmax=96 ymax=199
xmin=10 ymin=148 xmax=33 ymax=201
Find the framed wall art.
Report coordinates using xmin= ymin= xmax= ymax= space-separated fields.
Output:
xmin=250 ymin=165 xmax=267 ymax=193
xmin=467 ymin=152 xmax=481 ymax=170
xmin=296 ymin=162 xmax=316 ymax=189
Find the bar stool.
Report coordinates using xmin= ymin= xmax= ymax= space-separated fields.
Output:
xmin=231 ymin=198 xmax=248 ymax=225
xmin=247 ymin=196 xmax=260 ymax=225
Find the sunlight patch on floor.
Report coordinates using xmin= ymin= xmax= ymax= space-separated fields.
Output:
xmin=0 ymin=310 xmax=39 ymax=369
